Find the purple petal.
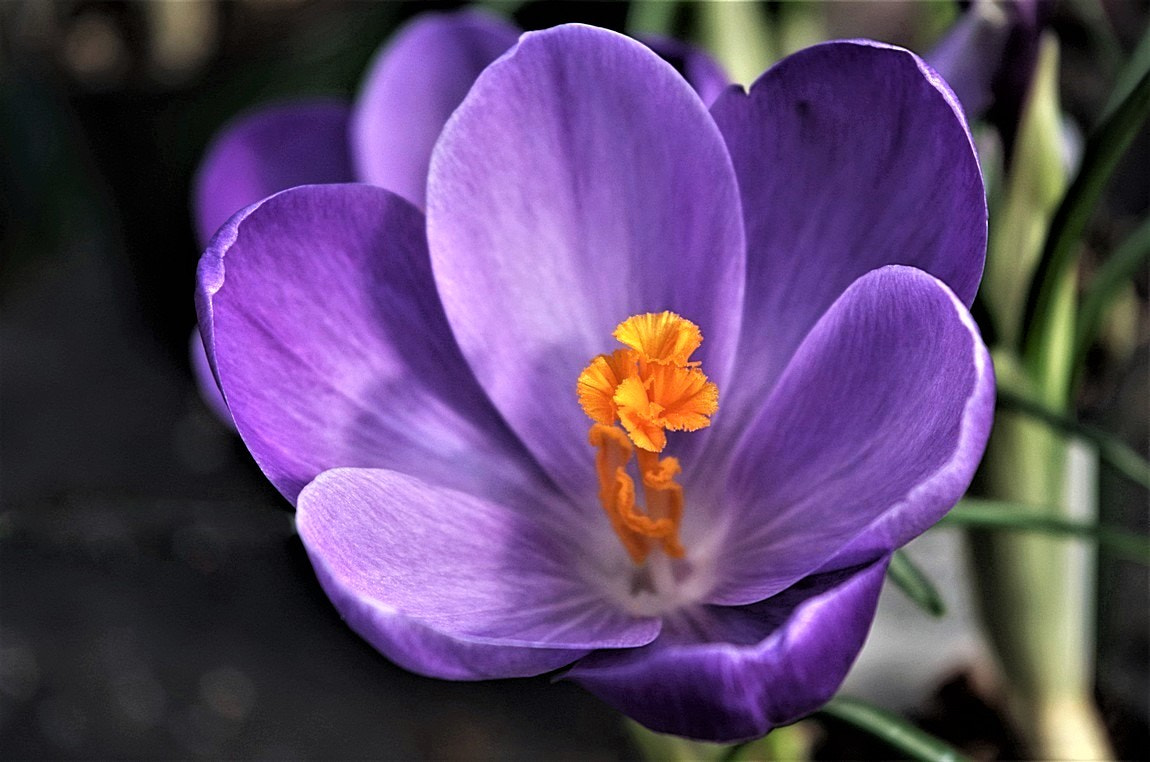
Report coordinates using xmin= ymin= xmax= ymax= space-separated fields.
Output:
xmin=297 ymin=468 xmax=660 ymax=679
xmin=192 ymin=100 xmax=354 ymax=246
xmin=196 ymin=184 xmax=546 ymax=506
xmin=427 ymin=24 xmax=745 ymax=500
xmin=568 ymin=559 xmax=888 ymax=742
xmin=640 ymin=34 xmax=731 ymax=107
xmin=351 ymin=10 xmax=519 ymax=208
xmin=709 ymin=266 xmax=994 ymax=606
xmin=710 ymin=40 xmax=986 ymax=425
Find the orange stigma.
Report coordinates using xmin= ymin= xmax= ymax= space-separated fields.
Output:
xmin=577 ymin=312 xmax=718 ymax=564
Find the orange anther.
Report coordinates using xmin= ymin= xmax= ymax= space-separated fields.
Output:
xmin=580 ymin=312 xmax=716 ymax=565
xmin=614 ymin=365 xmax=717 ymax=452
xmin=613 ymin=311 xmax=703 ymax=366
xmin=577 ymin=348 xmax=639 ymax=425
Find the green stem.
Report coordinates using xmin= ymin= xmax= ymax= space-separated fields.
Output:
xmin=969 ymin=367 xmax=1112 ymax=758
xmin=817 ymin=697 xmax=969 ymax=762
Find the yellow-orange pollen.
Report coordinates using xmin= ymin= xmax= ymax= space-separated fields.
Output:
xmin=576 ymin=312 xmax=719 ymax=565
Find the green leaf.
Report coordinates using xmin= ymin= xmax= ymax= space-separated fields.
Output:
xmin=941 ymin=499 xmax=1150 ymax=563
xmin=996 ymin=389 xmax=1150 ymax=489
xmin=1100 ymin=22 xmax=1150 ymax=121
xmin=1022 ymin=55 xmax=1150 ymax=400
xmin=817 ymin=697 xmax=969 ymax=762
xmin=1073 ymin=216 xmax=1150 ymax=369
xmin=886 ymin=551 xmax=946 ymax=617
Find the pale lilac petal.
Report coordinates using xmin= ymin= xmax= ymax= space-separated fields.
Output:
xmin=192 ymin=100 xmax=353 ymax=245
xmin=710 ymin=40 xmax=986 ymax=425
xmin=196 ymin=184 xmax=547 ymax=506
xmin=351 ymin=10 xmax=519 ymax=207
xmin=427 ymin=25 xmax=744 ymax=500
xmin=568 ymin=559 xmax=888 ymax=742
xmin=297 ymin=468 xmax=660 ymax=679
xmin=641 ymin=34 xmax=730 ymax=106
xmin=707 ymin=267 xmax=993 ymax=606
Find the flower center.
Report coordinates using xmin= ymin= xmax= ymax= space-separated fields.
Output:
xmin=576 ymin=312 xmax=719 ymax=566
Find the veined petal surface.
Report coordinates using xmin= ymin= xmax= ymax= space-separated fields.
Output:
xmin=710 ymin=40 xmax=986 ymax=424
xmin=196 ymin=184 xmax=547 ymax=506
xmin=427 ymin=24 xmax=745 ymax=501
xmin=709 ymin=266 xmax=993 ymax=606
xmin=297 ymin=468 xmax=661 ymax=679
xmin=351 ymin=10 xmax=519 ymax=208
xmin=568 ymin=559 xmax=887 ymax=742
xmin=192 ymin=100 xmax=353 ymax=245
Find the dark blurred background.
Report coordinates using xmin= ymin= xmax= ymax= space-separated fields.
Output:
xmin=1 ymin=1 xmax=1145 ymax=759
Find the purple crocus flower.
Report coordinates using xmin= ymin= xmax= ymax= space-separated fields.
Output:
xmin=196 ymin=22 xmax=993 ymax=743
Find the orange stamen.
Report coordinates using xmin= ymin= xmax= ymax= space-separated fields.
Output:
xmin=589 ymin=424 xmax=649 ymax=563
xmin=636 ymin=448 xmax=685 ymax=558
xmin=578 ymin=311 xmax=718 ymax=565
